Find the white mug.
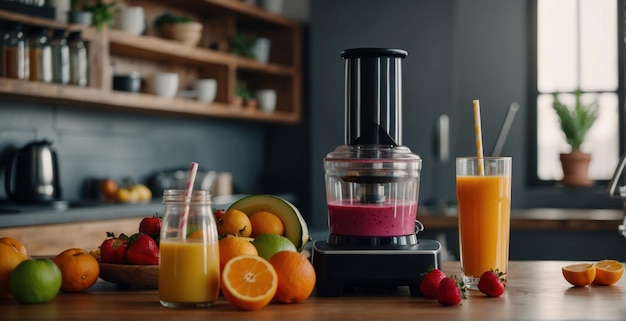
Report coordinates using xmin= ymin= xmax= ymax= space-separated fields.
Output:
xmin=253 ymin=38 xmax=271 ymax=64
xmin=194 ymin=79 xmax=217 ymax=103
xmin=153 ymin=73 xmax=179 ymax=99
xmin=256 ymin=89 xmax=277 ymax=112
xmin=115 ymin=6 xmax=145 ymax=35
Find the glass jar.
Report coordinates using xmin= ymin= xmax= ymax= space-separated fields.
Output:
xmin=68 ymin=30 xmax=87 ymax=87
xmin=158 ymin=189 xmax=220 ymax=308
xmin=4 ymin=21 xmax=28 ymax=80
xmin=50 ymin=29 xmax=69 ymax=84
xmin=28 ymin=27 xmax=52 ymax=83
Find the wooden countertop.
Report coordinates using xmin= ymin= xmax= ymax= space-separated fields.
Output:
xmin=2 ymin=260 xmax=625 ymax=320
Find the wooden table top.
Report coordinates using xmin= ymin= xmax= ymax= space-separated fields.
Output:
xmin=2 ymin=260 xmax=625 ymax=320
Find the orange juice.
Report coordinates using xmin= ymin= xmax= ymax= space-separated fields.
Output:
xmin=457 ymin=175 xmax=511 ymax=281
xmin=158 ymin=239 xmax=220 ymax=306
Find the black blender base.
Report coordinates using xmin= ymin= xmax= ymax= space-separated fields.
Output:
xmin=311 ymin=239 xmax=442 ymax=297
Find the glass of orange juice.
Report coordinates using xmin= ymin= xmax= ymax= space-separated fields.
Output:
xmin=159 ymin=189 xmax=220 ymax=308
xmin=456 ymin=157 xmax=511 ymax=290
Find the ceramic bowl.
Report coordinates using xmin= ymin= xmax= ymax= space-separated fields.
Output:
xmin=112 ymin=74 xmax=141 ymax=93
xmin=158 ymin=22 xmax=203 ymax=47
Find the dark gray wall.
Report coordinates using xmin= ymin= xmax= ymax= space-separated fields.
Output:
xmin=0 ymin=102 xmax=267 ymax=202
xmin=307 ymin=0 xmax=621 ymax=230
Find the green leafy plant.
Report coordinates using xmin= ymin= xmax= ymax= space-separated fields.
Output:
xmin=235 ymin=80 xmax=251 ymax=101
xmin=153 ymin=12 xmax=195 ymax=29
xmin=552 ymin=89 xmax=599 ymax=151
xmin=230 ymin=34 xmax=257 ymax=58
xmin=72 ymin=0 xmax=116 ymax=30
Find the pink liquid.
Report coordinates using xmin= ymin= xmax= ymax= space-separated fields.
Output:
xmin=327 ymin=201 xmax=417 ymax=237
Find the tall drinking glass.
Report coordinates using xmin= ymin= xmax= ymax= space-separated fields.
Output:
xmin=456 ymin=157 xmax=511 ymax=289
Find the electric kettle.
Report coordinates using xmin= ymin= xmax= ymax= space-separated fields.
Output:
xmin=4 ymin=140 xmax=62 ymax=203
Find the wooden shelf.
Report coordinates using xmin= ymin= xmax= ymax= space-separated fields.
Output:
xmin=108 ymin=29 xmax=295 ymax=76
xmin=0 ymin=79 xmax=299 ymax=123
xmin=0 ymin=0 xmax=302 ymax=124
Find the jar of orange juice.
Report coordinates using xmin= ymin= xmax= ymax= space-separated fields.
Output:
xmin=159 ymin=189 xmax=220 ymax=308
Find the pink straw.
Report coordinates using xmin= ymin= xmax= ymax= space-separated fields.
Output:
xmin=179 ymin=162 xmax=199 ymax=240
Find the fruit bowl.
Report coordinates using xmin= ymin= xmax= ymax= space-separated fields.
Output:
xmin=99 ymin=263 xmax=158 ymax=288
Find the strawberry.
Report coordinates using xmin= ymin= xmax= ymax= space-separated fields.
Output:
xmin=213 ymin=209 xmax=225 ymax=221
xmin=420 ymin=266 xmax=446 ymax=299
xmin=478 ymin=269 xmax=507 ymax=297
xmin=99 ymin=232 xmax=129 ymax=264
xmin=138 ymin=214 xmax=161 ymax=241
xmin=437 ymin=276 xmax=466 ymax=306
xmin=126 ymin=233 xmax=159 ymax=265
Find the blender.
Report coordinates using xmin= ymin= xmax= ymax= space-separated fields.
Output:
xmin=311 ymin=48 xmax=442 ymax=297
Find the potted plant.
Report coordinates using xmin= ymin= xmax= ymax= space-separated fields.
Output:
xmin=154 ymin=12 xmax=203 ymax=47
xmin=230 ymin=34 xmax=257 ymax=59
xmin=552 ymin=89 xmax=599 ymax=187
xmin=69 ymin=0 xmax=115 ymax=29
xmin=235 ymin=80 xmax=257 ymax=109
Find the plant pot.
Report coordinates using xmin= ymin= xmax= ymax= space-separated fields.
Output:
xmin=158 ymin=22 xmax=203 ymax=47
xmin=559 ymin=150 xmax=593 ymax=187
xmin=67 ymin=10 xmax=93 ymax=26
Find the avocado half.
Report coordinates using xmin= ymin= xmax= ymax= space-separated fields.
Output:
xmin=227 ymin=194 xmax=310 ymax=251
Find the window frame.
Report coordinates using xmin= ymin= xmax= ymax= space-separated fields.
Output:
xmin=527 ymin=0 xmax=625 ymax=187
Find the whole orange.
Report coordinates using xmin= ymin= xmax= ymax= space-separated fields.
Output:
xmin=53 ymin=248 xmax=100 ymax=292
xmin=218 ymin=209 xmax=252 ymax=237
xmin=268 ymin=251 xmax=316 ymax=303
xmin=101 ymin=179 xmax=119 ymax=200
xmin=250 ymin=211 xmax=285 ymax=237
xmin=218 ymin=236 xmax=258 ymax=272
xmin=0 ymin=237 xmax=29 ymax=299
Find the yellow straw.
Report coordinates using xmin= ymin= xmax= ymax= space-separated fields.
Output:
xmin=473 ymin=100 xmax=485 ymax=175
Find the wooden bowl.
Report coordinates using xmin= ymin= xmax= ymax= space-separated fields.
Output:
xmin=159 ymin=22 xmax=203 ymax=47
xmin=99 ymin=263 xmax=158 ymax=288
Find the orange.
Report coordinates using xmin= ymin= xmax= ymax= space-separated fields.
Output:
xmin=53 ymin=248 xmax=100 ymax=292
xmin=593 ymin=260 xmax=624 ymax=286
xmin=250 ymin=211 xmax=285 ymax=237
xmin=220 ymin=255 xmax=278 ymax=311
xmin=218 ymin=209 xmax=252 ymax=237
xmin=0 ymin=237 xmax=29 ymax=299
xmin=268 ymin=251 xmax=316 ymax=303
xmin=562 ymin=263 xmax=596 ymax=287
xmin=219 ymin=235 xmax=258 ymax=272
xmin=101 ymin=178 xmax=119 ymax=200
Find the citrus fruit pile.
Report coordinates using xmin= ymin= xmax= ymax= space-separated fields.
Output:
xmin=562 ymin=260 xmax=624 ymax=287
xmin=215 ymin=195 xmax=315 ymax=310
xmin=1 ymin=237 xmax=101 ymax=304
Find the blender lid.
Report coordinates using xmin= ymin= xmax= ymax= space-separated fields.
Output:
xmin=341 ymin=48 xmax=408 ymax=59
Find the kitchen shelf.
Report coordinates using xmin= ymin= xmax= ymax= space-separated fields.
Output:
xmin=0 ymin=79 xmax=299 ymax=123
xmin=0 ymin=0 xmax=302 ymax=124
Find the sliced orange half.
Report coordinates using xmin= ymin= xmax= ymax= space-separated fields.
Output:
xmin=220 ymin=255 xmax=278 ymax=311
xmin=593 ymin=260 xmax=624 ymax=286
xmin=562 ymin=263 xmax=596 ymax=287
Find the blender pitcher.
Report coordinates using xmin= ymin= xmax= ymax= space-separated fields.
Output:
xmin=324 ymin=48 xmax=422 ymax=246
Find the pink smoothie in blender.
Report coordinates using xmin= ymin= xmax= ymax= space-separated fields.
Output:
xmin=328 ymin=201 xmax=417 ymax=237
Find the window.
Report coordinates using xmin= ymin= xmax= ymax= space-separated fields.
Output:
xmin=532 ymin=0 xmax=622 ymax=183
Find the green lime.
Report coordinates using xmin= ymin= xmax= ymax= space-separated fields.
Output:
xmin=252 ymin=233 xmax=297 ymax=260
xmin=9 ymin=258 xmax=62 ymax=304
